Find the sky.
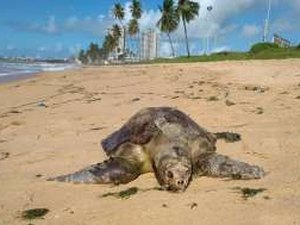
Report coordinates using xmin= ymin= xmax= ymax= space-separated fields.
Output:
xmin=0 ymin=0 xmax=300 ymax=58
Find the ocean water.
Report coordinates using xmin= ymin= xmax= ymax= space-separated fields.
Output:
xmin=0 ymin=61 xmax=78 ymax=82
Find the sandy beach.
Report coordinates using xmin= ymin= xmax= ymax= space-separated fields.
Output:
xmin=0 ymin=59 xmax=300 ymax=225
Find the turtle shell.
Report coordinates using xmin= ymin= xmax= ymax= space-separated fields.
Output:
xmin=101 ymin=107 xmax=216 ymax=156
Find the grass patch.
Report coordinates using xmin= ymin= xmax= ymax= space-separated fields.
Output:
xmin=149 ymin=45 xmax=300 ymax=64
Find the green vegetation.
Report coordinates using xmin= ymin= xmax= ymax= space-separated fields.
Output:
xmin=78 ymin=43 xmax=108 ymax=64
xmin=79 ymin=40 xmax=300 ymax=64
xmin=250 ymin=42 xmax=279 ymax=53
xmin=151 ymin=44 xmax=300 ymax=64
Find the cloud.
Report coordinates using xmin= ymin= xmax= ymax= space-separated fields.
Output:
xmin=38 ymin=46 xmax=46 ymax=51
xmin=3 ymin=0 xmax=264 ymax=41
xmin=272 ymin=18 xmax=296 ymax=32
xmin=135 ymin=0 xmax=262 ymax=42
xmin=178 ymin=0 xmax=262 ymax=39
xmin=64 ymin=15 xmax=113 ymax=36
xmin=123 ymin=1 xmax=161 ymax=30
xmin=43 ymin=16 xmax=58 ymax=34
xmin=139 ymin=9 xmax=161 ymax=30
xmin=6 ymin=45 xmax=15 ymax=50
xmin=159 ymin=40 xmax=181 ymax=57
xmin=292 ymin=0 xmax=300 ymax=11
xmin=69 ymin=43 xmax=82 ymax=55
xmin=278 ymin=0 xmax=300 ymax=12
xmin=241 ymin=24 xmax=260 ymax=38
xmin=5 ymin=15 xmax=60 ymax=35
xmin=55 ymin=43 xmax=63 ymax=52
xmin=211 ymin=45 xmax=231 ymax=53
xmin=159 ymin=41 xmax=172 ymax=57
xmin=5 ymin=14 xmax=112 ymax=37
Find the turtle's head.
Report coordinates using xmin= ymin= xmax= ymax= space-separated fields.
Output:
xmin=163 ymin=162 xmax=192 ymax=192
xmin=157 ymin=153 xmax=192 ymax=193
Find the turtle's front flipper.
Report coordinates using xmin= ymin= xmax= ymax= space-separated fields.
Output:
xmin=195 ymin=153 xmax=265 ymax=180
xmin=48 ymin=158 xmax=140 ymax=185
xmin=214 ymin=132 xmax=241 ymax=143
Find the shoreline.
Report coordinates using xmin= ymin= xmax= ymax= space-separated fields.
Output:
xmin=0 ymin=61 xmax=80 ymax=84
xmin=0 ymin=71 xmax=40 ymax=84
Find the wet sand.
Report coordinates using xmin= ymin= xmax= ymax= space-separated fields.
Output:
xmin=0 ymin=59 xmax=300 ymax=225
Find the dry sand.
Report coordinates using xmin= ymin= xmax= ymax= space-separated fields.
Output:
xmin=0 ymin=59 xmax=300 ymax=225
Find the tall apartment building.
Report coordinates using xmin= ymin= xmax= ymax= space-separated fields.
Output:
xmin=140 ymin=29 xmax=159 ymax=60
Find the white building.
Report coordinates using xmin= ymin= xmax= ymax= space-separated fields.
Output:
xmin=272 ymin=33 xmax=291 ymax=48
xmin=140 ymin=29 xmax=159 ymax=60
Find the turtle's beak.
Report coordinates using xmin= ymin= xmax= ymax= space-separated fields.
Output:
xmin=164 ymin=183 xmax=188 ymax=193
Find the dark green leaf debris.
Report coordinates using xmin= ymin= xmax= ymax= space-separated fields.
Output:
xmin=21 ymin=208 xmax=49 ymax=220
xmin=233 ymin=187 xmax=267 ymax=199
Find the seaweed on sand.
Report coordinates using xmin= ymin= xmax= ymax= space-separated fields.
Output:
xmin=21 ymin=208 xmax=49 ymax=220
xmin=232 ymin=187 xmax=267 ymax=200
xmin=100 ymin=187 xmax=163 ymax=200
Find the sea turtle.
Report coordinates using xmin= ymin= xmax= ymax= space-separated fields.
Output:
xmin=50 ymin=107 xmax=264 ymax=192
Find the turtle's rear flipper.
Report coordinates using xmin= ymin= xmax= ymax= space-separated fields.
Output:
xmin=47 ymin=158 xmax=140 ymax=185
xmin=197 ymin=153 xmax=265 ymax=179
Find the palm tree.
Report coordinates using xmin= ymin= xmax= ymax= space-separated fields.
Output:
xmin=157 ymin=0 xmax=179 ymax=57
xmin=130 ymin=0 xmax=142 ymax=19
xmin=86 ymin=43 xmax=101 ymax=63
xmin=113 ymin=2 xmax=126 ymax=55
xmin=112 ymin=24 xmax=122 ymax=41
xmin=103 ymin=34 xmax=118 ymax=57
xmin=78 ymin=49 xmax=87 ymax=64
xmin=111 ymin=24 xmax=122 ymax=55
xmin=128 ymin=18 xmax=139 ymax=56
xmin=177 ymin=0 xmax=199 ymax=57
xmin=129 ymin=0 xmax=142 ymax=58
xmin=113 ymin=2 xmax=125 ymax=25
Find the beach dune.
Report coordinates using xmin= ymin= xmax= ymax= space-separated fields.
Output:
xmin=0 ymin=59 xmax=300 ymax=225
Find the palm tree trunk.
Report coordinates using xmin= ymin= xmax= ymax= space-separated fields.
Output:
xmin=137 ymin=32 xmax=140 ymax=61
xmin=167 ymin=32 xmax=175 ymax=57
xmin=182 ymin=18 xmax=190 ymax=57
xmin=118 ymin=19 xmax=126 ymax=57
xmin=122 ymin=25 xmax=126 ymax=57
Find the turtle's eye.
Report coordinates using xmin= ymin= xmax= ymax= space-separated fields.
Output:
xmin=167 ymin=170 xmax=174 ymax=179
xmin=186 ymin=169 xmax=191 ymax=175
